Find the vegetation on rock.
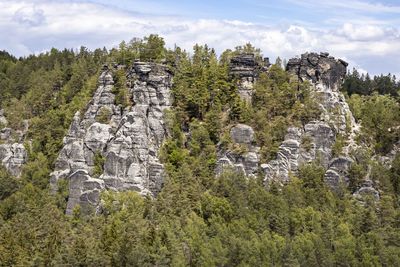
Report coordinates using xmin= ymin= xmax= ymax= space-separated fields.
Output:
xmin=0 ymin=35 xmax=399 ymax=266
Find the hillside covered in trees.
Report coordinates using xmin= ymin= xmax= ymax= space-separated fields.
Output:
xmin=0 ymin=35 xmax=400 ymax=266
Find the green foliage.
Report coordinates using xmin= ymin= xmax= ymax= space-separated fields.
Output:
xmin=250 ymin=67 xmax=320 ymax=161
xmin=21 ymin=152 xmax=51 ymax=189
xmin=343 ymin=68 xmax=399 ymax=96
xmin=348 ymin=93 xmax=400 ymax=153
xmin=301 ymin=135 xmax=313 ymax=152
xmin=93 ymin=152 xmax=105 ymax=177
xmin=332 ymin=133 xmax=346 ymax=157
xmin=0 ymin=166 xmax=19 ymax=200
xmin=96 ymin=107 xmax=112 ymax=124
xmin=140 ymin=34 xmax=166 ymax=62
xmin=390 ymin=154 xmax=400 ymax=195
xmin=112 ymin=69 xmax=130 ymax=108
xmin=0 ymin=37 xmax=400 ymax=266
xmin=348 ymin=163 xmax=367 ymax=192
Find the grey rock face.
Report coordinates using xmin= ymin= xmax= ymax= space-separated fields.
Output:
xmin=229 ymin=54 xmax=267 ymax=102
xmin=286 ymin=52 xmax=348 ymax=91
xmin=0 ymin=109 xmax=7 ymax=126
xmin=230 ymin=124 xmax=255 ymax=144
xmin=216 ymin=124 xmax=260 ymax=177
xmin=0 ymin=143 xmax=27 ymax=177
xmin=264 ymin=52 xmax=359 ymax=188
xmin=262 ymin=121 xmax=336 ymax=183
xmin=65 ymin=170 xmax=105 ymax=215
xmin=353 ymin=180 xmax=380 ymax=200
xmin=50 ymin=62 xmax=172 ymax=214
xmin=0 ymin=109 xmax=27 ymax=177
xmin=324 ymin=157 xmax=353 ymax=189
xmin=377 ymin=141 xmax=400 ymax=167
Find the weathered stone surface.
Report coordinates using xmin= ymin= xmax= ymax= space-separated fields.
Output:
xmin=286 ymin=52 xmax=347 ymax=91
xmin=0 ymin=143 xmax=27 ymax=177
xmin=324 ymin=157 xmax=353 ymax=188
xmin=50 ymin=62 xmax=172 ymax=214
xmin=0 ymin=109 xmax=7 ymax=126
xmin=230 ymin=124 xmax=255 ymax=145
xmin=216 ymin=124 xmax=260 ymax=177
xmin=65 ymin=170 xmax=105 ymax=214
xmin=0 ymin=109 xmax=28 ymax=176
xmin=229 ymin=53 xmax=268 ymax=102
xmin=353 ymin=180 xmax=380 ymax=200
xmin=262 ymin=121 xmax=336 ymax=183
xmin=264 ymin=52 xmax=361 ymax=189
xmin=377 ymin=141 xmax=400 ymax=167
xmin=0 ymin=128 xmax=11 ymax=140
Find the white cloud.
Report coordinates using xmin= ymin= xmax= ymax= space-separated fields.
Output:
xmin=288 ymin=0 xmax=400 ymax=14
xmin=1 ymin=0 xmax=400 ymax=75
xmin=13 ymin=5 xmax=46 ymax=26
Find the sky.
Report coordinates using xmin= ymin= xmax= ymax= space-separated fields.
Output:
xmin=1 ymin=0 xmax=400 ymax=76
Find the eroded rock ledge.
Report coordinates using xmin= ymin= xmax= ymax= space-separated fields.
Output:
xmin=262 ymin=52 xmax=378 ymax=198
xmin=229 ymin=53 xmax=270 ymax=102
xmin=263 ymin=53 xmax=354 ymax=187
xmin=50 ymin=62 xmax=172 ymax=214
xmin=0 ymin=109 xmax=27 ymax=177
xmin=216 ymin=124 xmax=260 ymax=177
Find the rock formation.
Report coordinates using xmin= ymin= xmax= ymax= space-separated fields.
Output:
xmin=0 ymin=109 xmax=27 ymax=177
xmin=229 ymin=53 xmax=269 ymax=102
xmin=263 ymin=52 xmax=360 ymax=189
xmin=216 ymin=124 xmax=260 ymax=177
xmin=50 ymin=62 xmax=172 ymax=214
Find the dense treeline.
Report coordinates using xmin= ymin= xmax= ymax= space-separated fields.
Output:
xmin=342 ymin=69 xmax=400 ymax=154
xmin=0 ymin=35 xmax=400 ymax=266
xmin=343 ymin=68 xmax=400 ymax=96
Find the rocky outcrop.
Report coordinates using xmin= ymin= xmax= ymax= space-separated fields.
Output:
xmin=216 ymin=124 xmax=260 ymax=177
xmin=50 ymin=63 xmax=172 ymax=214
xmin=0 ymin=109 xmax=27 ymax=177
xmin=0 ymin=109 xmax=7 ymax=126
xmin=0 ymin=143 xmax=27 ymax=177
xmin=263 ymin=52 xmax=361 ymax=189
xmin=286 ymin=52 xmax=347 ymax=91
xmin=262 ymin=121 xmax=337 ymax=183
xmin=353 ymin=180 xmax=380 ymax=201
xmin=229 ymin=54 xmax=269 ymax=102
xmin=378 ymin=141 xmax=400 ymax=167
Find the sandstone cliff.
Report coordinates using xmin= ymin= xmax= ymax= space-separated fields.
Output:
xmin=261 ymin=52 xmax=378 ymax=198
xmin=50 ymin=62 xmax=172 ymax=214
xmin=0 ymin=109 xmax=27 ymax=177
xmin=52 ymin=52 xmax=382 ymax=214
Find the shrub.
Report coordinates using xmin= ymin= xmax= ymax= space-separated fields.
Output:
xmin=96 ymin=107 xmax=112 ymax=124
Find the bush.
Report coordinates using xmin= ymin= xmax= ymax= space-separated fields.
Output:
xmin=93 ymin=152 xmax=105 ymax=177
xmin=96 ymin=107 xmax=112 ymax=124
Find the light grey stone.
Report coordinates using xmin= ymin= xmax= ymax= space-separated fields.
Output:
xmin=51 ymin=63 xmax=172 ymax=214
xmin=230 ymin=124 xmax=255 ymax=145
xmin=0 ymin=143 xmax=27 ymax=177
xmin=229 ymin=53 xmax=266 ymax=102
xmin=263 ymin=53 xmax=364 ymax=191
xmin=216 ymin=124 xmax=260 ymax=177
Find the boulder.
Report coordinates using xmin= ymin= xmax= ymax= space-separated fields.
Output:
xmin=216 ymin=124 xmax=260 ymax=177
xmin=230 ymin=124 xmax=255 ymax=145
xmin=353 ymin=180 xmax=380 ymax=201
